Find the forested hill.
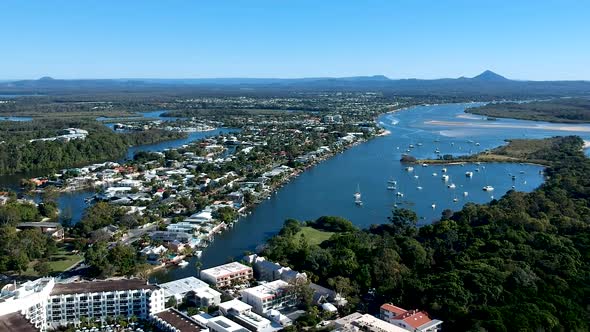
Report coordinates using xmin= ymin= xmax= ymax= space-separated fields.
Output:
xmin=263 ymin=136 xmax=590 ymax=331
xmin=466 ymin=98 xmax=590 ymax=123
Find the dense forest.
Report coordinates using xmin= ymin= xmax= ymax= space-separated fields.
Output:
xmin=263 ymin=136 xmax=590 ymax=331
xmin=0 ymin=118 xmax=184 ymax=174
xmin=467 ymin=98 xmax=590 ymax=123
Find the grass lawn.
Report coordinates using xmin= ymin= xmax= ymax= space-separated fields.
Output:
xmin=296 ymin=227 xmax=334 ymax=246
xmin=25 ymin=246 xmax=83 ymax=276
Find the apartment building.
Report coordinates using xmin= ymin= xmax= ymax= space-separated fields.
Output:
xmin=0 ymin=278 xmax=165 ymax=331
xmin=218 ymin=299 xmax=271 ymax=331
xmin=46 ymin=279 xmax=165 ymax=328
xmin=240 ymin=280 xmax=297 ymax=315
xmin=200 ymin=262 xmax=253 ymax=288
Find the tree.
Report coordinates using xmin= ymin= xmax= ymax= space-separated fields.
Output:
xmin=34 ymin=260 xmax=52 ymax=276
xmin=388 ymin=208 xmax=418 ymax=236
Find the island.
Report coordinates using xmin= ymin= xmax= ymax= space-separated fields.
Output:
xmin=466 ymin=98 xmax=590 ymax=123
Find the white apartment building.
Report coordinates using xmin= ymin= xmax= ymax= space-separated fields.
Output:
xmin=240 ymin=280 xmax=297 ymax=315
xmin=218 ymin=299 xmax=271 ymax=331
xmin=159 ymin=277 xmax=221 ymax=307
xmin=46 ymin=279 xmax=165 ymax=329
xmin=200 ymin=262 xmax=253 ymax=288
xmin=335 ymin=312 xmax=407 ymax=332
xmin=0 ymin=278 xmax=164 ymax=332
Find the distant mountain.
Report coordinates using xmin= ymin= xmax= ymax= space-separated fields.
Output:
xmin=472 ymin=70 xmax=509 ymax=81
xmin=1 ymin=72 xmax=589 ymax=98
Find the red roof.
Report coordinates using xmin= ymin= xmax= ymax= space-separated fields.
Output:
xmin=380 ymin=303 xmax=407 ymax=316
xmin=381 ymin=304 xmax=433 ymax=329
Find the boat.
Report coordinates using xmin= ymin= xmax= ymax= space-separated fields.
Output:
xmin=463 ymin=191 xmax=469 ymax=196
xmin=441 ymin=175 xmax=450 ymax=181
xmin=431 ymin=204 xmax=436 ymax=209
xmin=396 ymin=192 xmax=404 ymax=197
xmin=432 ymin=172 xmax=438 ymax=176
xmin=405 ymin=166 xmax=414 ymax=172
xmin=417 ymin=143 xmax=423 ymax=146
xmin=387 ymin=185 xmax=396 ymax=190
xmin=441 ymin=167 xmax=447 ymax=173
xmin=465 ymin=171 xmax=473 ymax=177
xmin=387 ymin=179 xmax=397 ymax=185
xmin=483 ymin=185 xmax=494 ymax=191
xmin=422 ymin=163 xmax=428 ymax=167
xmin=414 ymin=175 xmax=419 ymax=179
xmin=453 ymin=198 xmax=459 ymax=202
xmin=409 ymin=144 xmax=414 ymax=148
xmin=448 ymin=183 xmax=456 ymax=189
xmin=475 ymin=143 xmax=481 ymax=146
xmin=434 ymin=149 xmax=440 ymax=154
xmin=354 ymin=185 xmax=363 ymax=205
xmin=417 ymin=186 xmax=423 ymax=190
xmin=177 ymin=260 xmax=189 ymax=268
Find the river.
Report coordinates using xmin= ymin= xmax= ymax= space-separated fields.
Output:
xmin=150 ymin=102 xmax=590 ymax=282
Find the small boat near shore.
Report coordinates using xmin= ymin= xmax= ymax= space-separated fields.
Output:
xmin=483 ymin=185 xmax=494 ymax=191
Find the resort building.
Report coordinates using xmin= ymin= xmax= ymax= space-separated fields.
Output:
xmin=0 ymin=278 xmax=164 ymax=332
xmin=46 ymin=279 xmax=164 ymax=329
xmin=240 ymin=280 xmax=297 ymax=315
xmin=200 ymin=262 xmax=253 ymax=288
xmin=380 ymin=303 xmax=443 ymax=332
xmin=245 ymin=255 xmax=307 ymax=283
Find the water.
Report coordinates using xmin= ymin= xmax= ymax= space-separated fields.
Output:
xmin=152 ymin=103 xmax=590 ymax=281
xmin=96 ymin=110 xmax=186 ymax=124
xmin=0 ymin=116 xmax=32 ymax=121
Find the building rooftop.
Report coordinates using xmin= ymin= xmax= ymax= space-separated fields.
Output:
xmin=155 ymin=309 xmax=202 ymax=332
xmin=0 ymin=312 xmax=37 ymax=332
xmin=241 ymin=280 xmax=289 ymax=300
xmin=50 ymin=279 xmax=158 ymax=296
xmin=201 ymin=262 xmax=252 ymax=278
xmin=208 ymin=316 xmax=250 ymax=332
xmin=219 ymin=299 xmax=252 ymax=313
xmin=159 ymin=277 xmax=212 ymax=298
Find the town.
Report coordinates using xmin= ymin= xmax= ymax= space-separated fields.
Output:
xmin=0 ymin=253 xmax=442 ymax=332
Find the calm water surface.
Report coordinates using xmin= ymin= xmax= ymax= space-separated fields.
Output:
xmin=153 ymin=103 xmax=590 ymax=281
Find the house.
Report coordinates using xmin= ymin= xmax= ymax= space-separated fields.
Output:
xmin=16 ymin=222 xmax=64 ymax=241
xmin=200 ymin=262 xmax=253 ymax=289
xmin=140 ymin=245 xmax=167 ymax=265
xmin=380 ymin=304 xmax=443 ymax=332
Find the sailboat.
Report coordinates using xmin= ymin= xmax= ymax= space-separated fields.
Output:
xmin=354 ymin=185 xmax=363 ymax=206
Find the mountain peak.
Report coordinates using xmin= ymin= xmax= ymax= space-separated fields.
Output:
xmin=38 ymin=76 xmax=55 ymax=81
xmin=472 ymin=70 xmax=509 ymax=81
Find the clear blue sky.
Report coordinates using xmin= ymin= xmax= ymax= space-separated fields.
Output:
xmin=1 ymin=0 xmax=589 ymax=80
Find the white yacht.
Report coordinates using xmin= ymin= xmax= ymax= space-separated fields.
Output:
xmin=483 ymin=185 xmax=494 ymax=191
xmin=465 ymin=171 xmax=473 ymax=178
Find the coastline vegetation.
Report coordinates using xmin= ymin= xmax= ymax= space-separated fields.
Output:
xmin=466 ymin=98 xmax=590 ymax=123
xmin=417 ymin=136 xmax=578 ymax=166
xmin=263 ymin=135 xmax=590 ymax=331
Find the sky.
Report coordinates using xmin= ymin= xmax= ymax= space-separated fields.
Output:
xmin=1 ymin=0 xmax=589 ymax=80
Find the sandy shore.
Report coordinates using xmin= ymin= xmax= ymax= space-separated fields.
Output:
xmin=425 ymin=120 xmax=590 ymax=133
